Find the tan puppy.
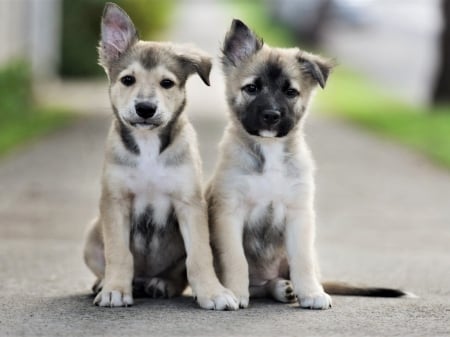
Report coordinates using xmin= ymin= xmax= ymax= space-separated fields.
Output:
xmin=208 ymin=19 xmax=409 ymax=310
xmin=83 ymin=3 xmax=237 ymax=310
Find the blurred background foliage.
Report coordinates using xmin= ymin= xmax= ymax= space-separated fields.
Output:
xmin=0 ymin=61 xmax=32 ymax=121
xmin=60 ymin=0 xmax=174 ymax=77
xmin=319 ymin=68 xmax=450 ymax=168
xmin=0 ymin=61 xmax=71 ymax=157
xmin=0 ymin=0 xmax=449 ymax=168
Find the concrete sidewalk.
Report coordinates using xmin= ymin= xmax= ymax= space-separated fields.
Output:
xmin=1 ymin=0 xmax=449 ymax=336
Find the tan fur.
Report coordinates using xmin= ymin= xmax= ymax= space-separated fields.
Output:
xmin=208 ymin=20 xmax=334 ymax=309
xmin=83 ymin=3 xmax=237 ymax=310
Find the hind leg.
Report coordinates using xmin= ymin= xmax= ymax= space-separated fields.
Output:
xmin=249 ymin=278 xmax=296 ymax=303
xmin=267 ymin=278 xmax=297 ymax=303
xmin=83 ymin=217 xmax=105 ymax=293
xmin=144 ymin=257 xmax=188 ymax=299
xmin=268 ymin=259 xmax=296 ymax=303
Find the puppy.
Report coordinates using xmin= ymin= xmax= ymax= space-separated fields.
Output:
xmin=207 ymin=20 xmax=409 ymax=310
xmin=83 ymin=3 xmax=237 ymax=310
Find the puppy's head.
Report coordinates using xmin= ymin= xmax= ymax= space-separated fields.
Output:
xmin=222 ymin=19 xmax=334 ymax=138
xmin=99 ymin=3 xmax=211 ymax=130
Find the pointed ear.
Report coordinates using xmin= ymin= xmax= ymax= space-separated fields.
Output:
xmin=177 ymin=48 xmax=212 ymax=86
xmin=222 ymin=19 xmax=263 ymax=67
xmin=298 ymin=53 xmax=335 ymax=89
xmin=99 ymin=2 xmax=138 ymax=67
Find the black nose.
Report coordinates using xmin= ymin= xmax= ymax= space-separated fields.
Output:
xmin=261 ymin=110 xmax=281 ymax=126
xmin=135 ymin=102 xmax=157 ymax=119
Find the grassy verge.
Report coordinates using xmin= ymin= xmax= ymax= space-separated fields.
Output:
xmin=316 ymin=68 xmax=450 ymax=168
xmin=0 ymin=61 xmax=74 ymax=157
xmin=232 ymin=1 xmax=450 ymax=169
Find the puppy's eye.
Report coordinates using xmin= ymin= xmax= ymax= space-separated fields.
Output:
xmin=120 ymin=75 xmax=135 ymax=87
xmin=160 ymin=79 xmax=175 ymax=89
xmin=242 ymin=84 xmax=259 ymax=95
xmin=285 ymin=88 xmax=299 ymax=98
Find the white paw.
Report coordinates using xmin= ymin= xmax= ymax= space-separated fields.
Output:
xmin=272 ymin=280 xmax=297 ymax=303
xmin=94 ymin=290 xmax=133 ymax=307
xmin=196 ymin=288 xmax=239 ymax=311
xmin=237 ymin=295 xmax=249 ymax=309
xmin=298 ymin=291 xmax=332 ymax=310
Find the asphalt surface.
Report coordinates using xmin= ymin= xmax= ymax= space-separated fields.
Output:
xmin=1 ymin=0 xmax=450 ymax=336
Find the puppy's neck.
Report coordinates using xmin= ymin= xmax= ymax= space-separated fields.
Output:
xmin=224 ymin=122 xmax=303 ymax=175
xmin=114 ymin=116 xmax=185 ymax=157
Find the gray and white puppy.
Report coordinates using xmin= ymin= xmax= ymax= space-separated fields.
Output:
xmin=83 ymin=3 xmax=238 ymax=310
xmin=207 ymin=20 xmax=409 ymax=310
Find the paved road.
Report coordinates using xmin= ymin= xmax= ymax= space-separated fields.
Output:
xmin=1 ymin=0 xmax=450 ymax=336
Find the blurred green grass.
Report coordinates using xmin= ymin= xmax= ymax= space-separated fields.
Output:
xmin=232 ymin=0 xmax=450 ymax=168
xmin=317 ymin=68 xmax=450 ymax=168
xmin=234 ymin=0 xmax=296 ymax=47
xmin=0 ymin=61 xmax=73 ymax=157
xmin=60 ymin=0 xmax=174 ymax=77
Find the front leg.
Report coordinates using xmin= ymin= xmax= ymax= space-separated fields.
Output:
xmin=94 ymin=191 xmax=134 ymax=307
xmin=210 ymin=203 xmax=250 ymax=308
xmin=174 ymin=199 xmax=238 ymax=310
xmin=285 ymin=204 xmax=332 ymax=310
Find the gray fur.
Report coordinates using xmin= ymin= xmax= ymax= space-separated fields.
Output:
xmin=242 ymin=135 xmax=265 ymax=174
xmin=158 ymin=99 xmax=187 ymax=154
xmin=222 ymin=19 xmax=263 ymax=67
xmin=130 ymin=205 xmax=184 ymax=255
xmin=243 ymin=204 xmax=286 ymax=266
xmin=115 ymin=119 xmax=140 ymax=155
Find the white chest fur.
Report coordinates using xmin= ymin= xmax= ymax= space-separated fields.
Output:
xmin=107 ymin=132 xmax=194 ymax=222
xmin=231 ymin=141 xmax=308 ymax=227
xmin=245 ymin=142 xmax=292 ymax=201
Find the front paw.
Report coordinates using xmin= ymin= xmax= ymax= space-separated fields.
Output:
xmin=230 ymin=287 xmax=249 ymax=308
xmin=298 ymin=291 xmax=332 ymax=310
xmin=227 ymin=288 xmax=249 ymax=308
xmin=94 ymin=289 xmax=133 ymax=307
xmin=236 ymin=294 xmax=249 ymax=309
xmin=196 ymin=287 xmax=239 ymax=311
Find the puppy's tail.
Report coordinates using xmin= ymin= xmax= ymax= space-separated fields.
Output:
xmin=322 ymin=282 xmax=417 ymax=298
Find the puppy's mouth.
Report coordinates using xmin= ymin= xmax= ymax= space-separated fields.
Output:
xmin=258 ymin=130 xmax=277 ymax=138
xmin=244 ymin=124 xmax=279 ymax=137
xmin=128 ymin=120 xmax=162 ymax=129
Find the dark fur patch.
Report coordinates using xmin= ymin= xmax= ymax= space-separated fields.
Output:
xmin=158 ymin=98 xmax=186 ymax=154
xmin=298 ymin=57 xmax=331 ymax=89
xmin=322 ymin=282 xmax=408 ymax=298
xmin=139 ymin=50 xmax=159 ymax=70
xmin=222 ymin=19 xmax=263 ymax=67
xmin=265 ymin=62 xmax=283 ymax=82
xmin=115 ymin=118 xmax=140 ymax=155
xmin=233 ymin=58 xmax=296 ymax=138
xmin=130 ymin=205 xmax=181 ymax=251
xmin=131 ymin=206 xmax=155 ymax=240
xmin=243 ymin=204 xmax=286 ymax=265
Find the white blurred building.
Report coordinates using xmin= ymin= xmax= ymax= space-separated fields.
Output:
xmin=0 ymin=0 xmax=61 ymax=77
